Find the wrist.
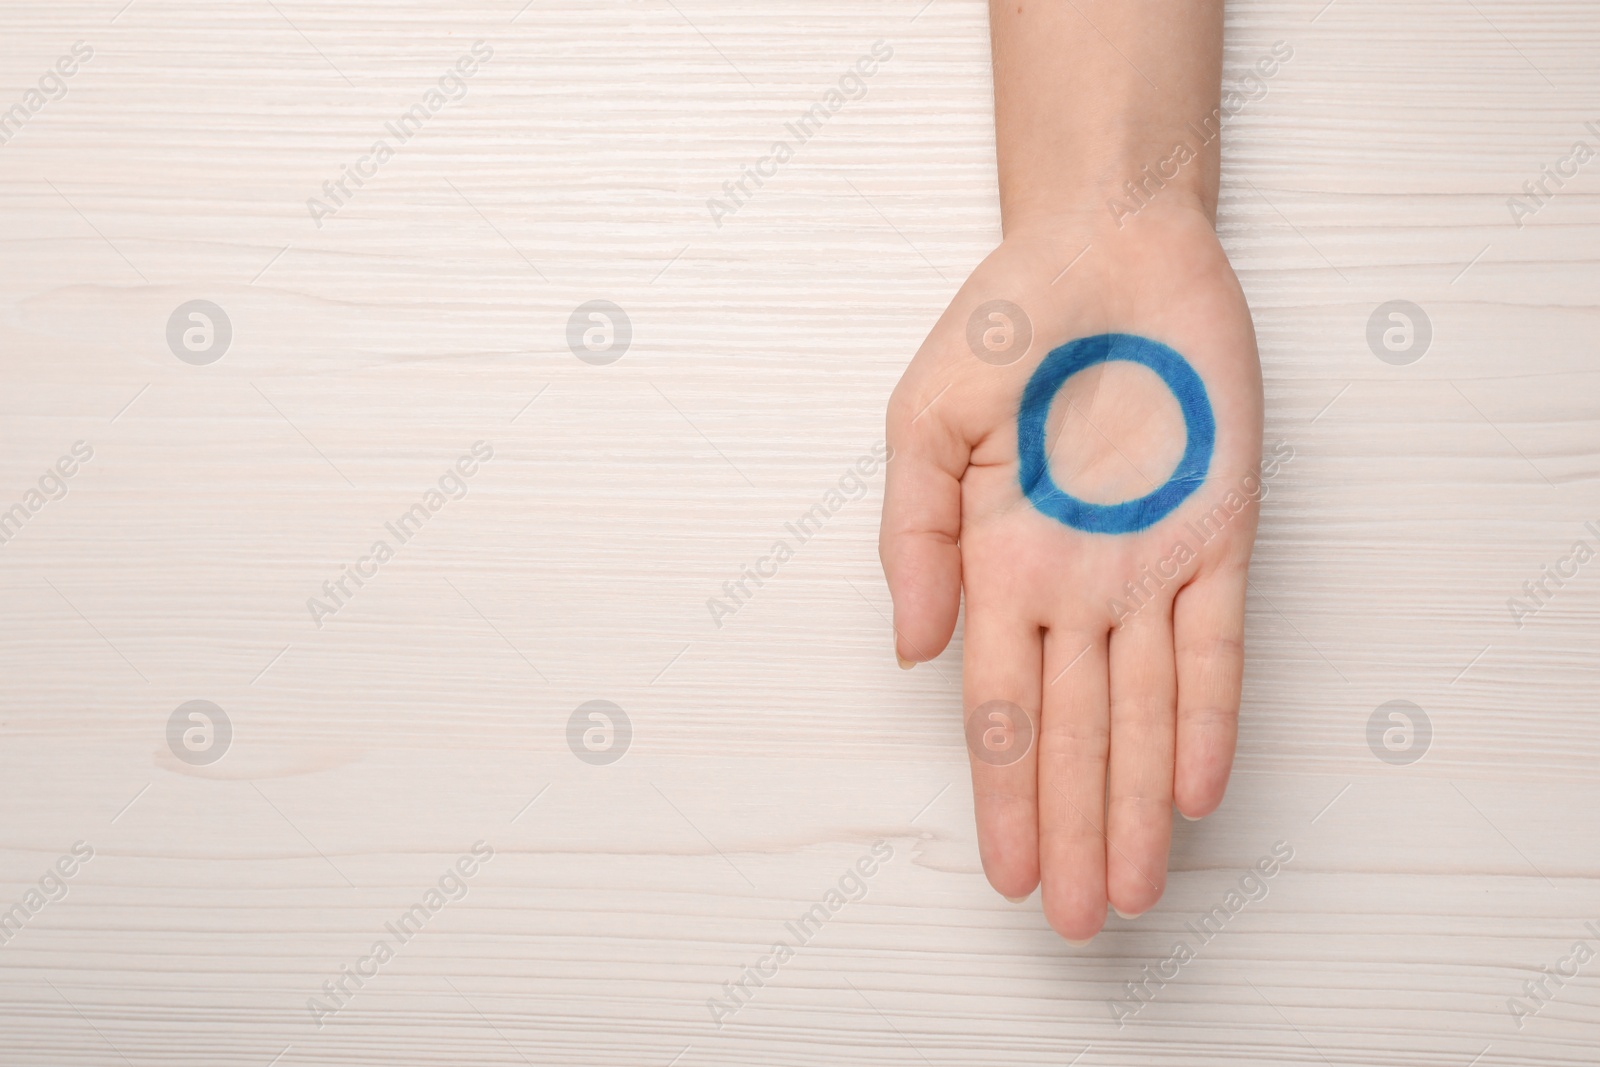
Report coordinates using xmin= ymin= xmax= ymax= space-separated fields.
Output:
xmin=999 ymin=122 xmax=1220 ymax=239
xmin=998 ymin=186 xmax=1214 ymax=249
xmin=987 ymin=0 xmax=1225 ymax=241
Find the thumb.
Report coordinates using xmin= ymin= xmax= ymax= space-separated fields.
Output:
xmin=879 ymin=387 xmax=967 ymax=666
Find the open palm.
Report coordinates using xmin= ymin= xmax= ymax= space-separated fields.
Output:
xmin=881 ymin=208 xmax=1263 ymax=941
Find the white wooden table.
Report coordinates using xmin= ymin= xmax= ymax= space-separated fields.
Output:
xmin=1 ymin=1 xmax=1596 ymax=1063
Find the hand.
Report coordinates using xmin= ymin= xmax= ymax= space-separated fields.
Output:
xmin=880 ymin=202 xmax=1263 ymax=941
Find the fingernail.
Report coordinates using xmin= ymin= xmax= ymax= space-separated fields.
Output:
xmin=1113 ymin=907 xmax=1143 ymax=920
xmin=1178 ymin=812 xmax=1200 ymax=822
xmin=1064 ymin=937 xmax=1092 ymax=947
xmin=1004 ymin=894 xmax=1028 ymax=903
xmin=896 ymin=654 xmax=915 ymax=670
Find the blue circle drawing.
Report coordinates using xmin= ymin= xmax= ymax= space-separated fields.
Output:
xmin=1017 ymin=333 xmax=1214 ymax=534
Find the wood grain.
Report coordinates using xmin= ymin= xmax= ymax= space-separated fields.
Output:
xmin=0 ymin=0 xmax=1596 ymax=1063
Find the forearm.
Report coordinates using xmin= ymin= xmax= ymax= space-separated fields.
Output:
xmin=989 ymin=0 xmax=1224 ymax=233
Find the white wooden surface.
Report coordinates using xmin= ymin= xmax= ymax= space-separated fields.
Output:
xmin=2 ymin=1 xmax=1597 ymax=1063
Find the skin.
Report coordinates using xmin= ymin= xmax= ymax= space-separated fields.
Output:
xmin=879 ymin=0 xmax=1262 ymax=942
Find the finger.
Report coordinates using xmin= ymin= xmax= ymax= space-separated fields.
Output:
xmin=1172 ymin=564 xmax=1247 ymax=818
xmin=880 ymin=386 xmax=967 ymax=665
xmin=962 ymin=605 xmax=1042 ymax=900
xmin=1105 ymin=610 xmax=1176 ymax=918
xmin=1038 ymin=628 xmax=1110 ymax=942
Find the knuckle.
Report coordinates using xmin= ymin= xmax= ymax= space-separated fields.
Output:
xmin=1176 ymin=633 xmax=1244 ymax=664
xmin=1178 ymin=703 xmax=1239 ymax=730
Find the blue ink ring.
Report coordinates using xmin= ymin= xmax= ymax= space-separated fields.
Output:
xmin=1018 ymin=333 xmax=1214 ymax=534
